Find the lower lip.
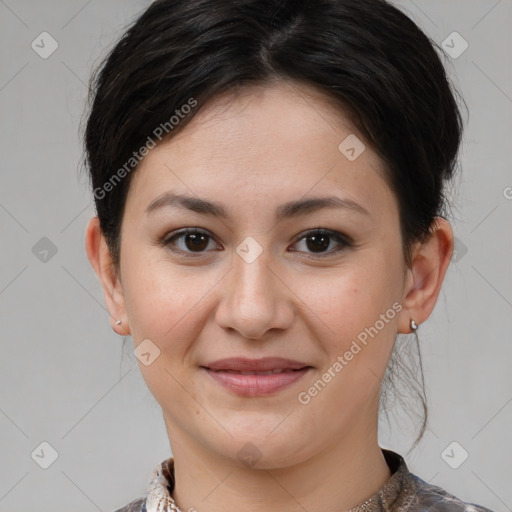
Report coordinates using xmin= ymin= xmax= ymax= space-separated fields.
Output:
xmin=202 ymin=367 xmax=312 ymax=397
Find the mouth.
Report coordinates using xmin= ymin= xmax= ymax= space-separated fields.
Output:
xmin=205 ymin=368 xmax=308 ymax=375
xmin=202 ymin=356 xmax=312 ymax=372
xmin=200 ymin=358 xmax=313 ymax=396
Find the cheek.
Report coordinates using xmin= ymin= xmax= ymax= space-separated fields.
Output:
xmin=297 ymin=266 xmax=385 ymax=332
xmin=122 ymin=256 xmax=227 ymax=404
xmin=122 ymin=261 xmax=212 ymax=411
xmin=295 ymin=260 xmax=399 ymax=372
xmin=122 ymin=249 xmax=207 ymax=339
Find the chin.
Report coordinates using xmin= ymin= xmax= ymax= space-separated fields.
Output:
xmin=206 ymin=423 xmax=311 ymax=469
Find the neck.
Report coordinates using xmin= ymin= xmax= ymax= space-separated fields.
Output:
xmin=166 ymin=420 xmax=392 ymax=512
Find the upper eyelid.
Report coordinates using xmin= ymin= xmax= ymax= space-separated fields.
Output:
xmin=291 ymin=228 xmax=349 ymax=241
xmin=165 ymin=228 xmax=220 ymax=248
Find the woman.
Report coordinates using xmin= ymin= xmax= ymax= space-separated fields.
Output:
xmin=83 ymin=0 xmax=494 ymax=510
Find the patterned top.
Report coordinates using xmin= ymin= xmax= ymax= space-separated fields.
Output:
xmin=113 ymin=449 xmax=494 ymax=512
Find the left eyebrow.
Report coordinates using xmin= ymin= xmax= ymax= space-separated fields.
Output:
xmin=144 ymin=192 xmax=371 ymax=220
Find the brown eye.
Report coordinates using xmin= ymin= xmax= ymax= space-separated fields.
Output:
xmin=182 ymin=232 xmax=209 ymax=251
xmin=163 ymin=229 xmax=219 ymax=254
xmin=291 ymin=229 xmax=351 ymax=257
xmin=305 ymin=233 xmax=330 ymax=252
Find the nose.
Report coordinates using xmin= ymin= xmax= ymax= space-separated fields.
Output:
xmin=214 ymin=244 xmax=294 ymax=340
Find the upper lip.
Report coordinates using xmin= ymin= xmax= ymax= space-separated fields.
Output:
xmin=202 ymin=357 xmax=311 ymax=372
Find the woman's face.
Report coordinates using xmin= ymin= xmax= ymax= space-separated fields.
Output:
xmin=111 ymin=81 xmax=412 ymax=466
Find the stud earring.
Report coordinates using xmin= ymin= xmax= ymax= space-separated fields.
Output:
xmin=115 ymin=319 xmax=122 ymax=325
xmin=410 ymin=319 xmax=418 ymax=331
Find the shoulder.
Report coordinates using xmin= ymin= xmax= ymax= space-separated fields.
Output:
xmin=112 ymin=496 xmax=146 ymax=512
xmin=409 ymin=473 xmax=495 ymax=511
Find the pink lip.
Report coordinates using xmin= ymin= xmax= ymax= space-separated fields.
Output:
xmin=201 ymin=357 xmax=313 ymax=397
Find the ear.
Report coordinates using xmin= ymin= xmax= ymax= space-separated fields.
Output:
xmin=85 ymin=216 xmax=130 ymax=336
xmin=397 ymin=217 xmax=454 ymax=334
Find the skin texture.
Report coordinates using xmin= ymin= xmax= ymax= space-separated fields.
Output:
xmin=86 ymin=80 xmax=453 ymax=512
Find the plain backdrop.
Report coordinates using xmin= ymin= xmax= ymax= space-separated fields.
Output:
xmin=0 ymin=0 xmax=511 ymax=511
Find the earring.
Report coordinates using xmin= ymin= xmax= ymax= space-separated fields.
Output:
xmin=115 ymin=319 xmax=122 ymax=325
xmin=410 ymin=319 xmax=418 ymax=331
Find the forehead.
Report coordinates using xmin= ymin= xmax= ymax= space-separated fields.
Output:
xmin=164 ymin=80 xmax=362 ymax=162
xmin=125 ymin=80 xmax=394 ymax=220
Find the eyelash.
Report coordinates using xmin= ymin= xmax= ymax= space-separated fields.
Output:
xmin=160 ymin=228 xmax=352 ymax=258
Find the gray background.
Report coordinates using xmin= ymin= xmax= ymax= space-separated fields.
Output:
xmin=0 ymin=0 xmax=511 ymax=511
